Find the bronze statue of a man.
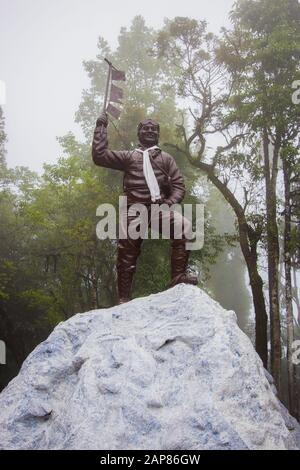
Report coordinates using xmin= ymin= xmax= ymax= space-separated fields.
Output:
xmin=92 ymin=113 xmax=197 ymax=304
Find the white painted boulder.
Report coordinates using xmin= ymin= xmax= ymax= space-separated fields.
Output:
xmin=0 ymin=284 xmax=299 ymax=450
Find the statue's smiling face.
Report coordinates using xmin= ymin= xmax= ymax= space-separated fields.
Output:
xmin=138 ymin=120 xmax=159 ymax=147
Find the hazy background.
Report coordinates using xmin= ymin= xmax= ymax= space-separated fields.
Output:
xmin=0 ymin=0 xmax=234 ymax=172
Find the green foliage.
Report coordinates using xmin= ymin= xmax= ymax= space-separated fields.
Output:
xmin=77 ymin=16 xmax=180 ymax=146
xmin=218 ymin=0 xmax=300 ymax=135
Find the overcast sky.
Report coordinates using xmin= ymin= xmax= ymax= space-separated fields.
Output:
xmin=0 ymin=0 xmax=235 ymax=172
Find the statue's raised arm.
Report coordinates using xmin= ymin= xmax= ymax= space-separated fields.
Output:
xmin=92 ymin=112 xmax=129 ymax=171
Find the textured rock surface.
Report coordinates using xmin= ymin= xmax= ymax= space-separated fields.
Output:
xmin=0 ymin=284 xmax=299 ymax=450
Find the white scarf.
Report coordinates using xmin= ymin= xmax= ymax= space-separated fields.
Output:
xmin=135 ymin=146 xmax=161 ymax=202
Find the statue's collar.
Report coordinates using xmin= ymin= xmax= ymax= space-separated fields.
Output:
xmin=136 ymin=144 xmax=161 ymax=158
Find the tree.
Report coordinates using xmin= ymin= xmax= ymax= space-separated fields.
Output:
xmin=206 ymin=188 xmax=252 ymax=334
xmin=281 ymin=143 xmax=300 ymax=418
xmin=153 ymin=16 xmax=269 ymax=367
xmin=218 ymin=0 xmax=300 ymax=392
xmin=153 ymin=1 xmax=300 ymax=396
xmin=0 ymin=107 xmax=47 ymax=388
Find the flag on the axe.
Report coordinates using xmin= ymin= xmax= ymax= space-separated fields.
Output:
xmin=106 ymin=103 xmax=121 ymax=119
xmin=109 ymin=84 xmax=123 ymax=104
xmin=111 ymin=68 xmax=126 ymax=81
xmin=106 ymin=67 xmax=126 ymax=119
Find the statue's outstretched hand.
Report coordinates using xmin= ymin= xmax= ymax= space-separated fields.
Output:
xmin=96 ymin=112 xmax=108 ymax=128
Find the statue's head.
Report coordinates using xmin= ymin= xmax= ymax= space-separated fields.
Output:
xmin=137 ymin=119 xmax=160 ymax=147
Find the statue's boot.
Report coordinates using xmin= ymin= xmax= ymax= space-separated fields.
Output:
xmin=169 ymin=240 xmax=198 ymax=288
xmin=117 ymin=238 xmax=142 ymax=305
xmin=117 ymin=268 xmax=135 ymax=304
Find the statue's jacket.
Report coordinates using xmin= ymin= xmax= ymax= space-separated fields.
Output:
xmin=92 ymin=124 xmax=186 ymax=205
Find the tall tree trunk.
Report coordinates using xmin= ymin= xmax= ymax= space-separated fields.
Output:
xmin=283 ymin=157 xmax=296 ymax=416
xmin=205 ymin=168 xmax=268 ymax=367
xmin=292 ymin=267 xmax=300 ymax=326
xmin=91 ymin=270 xmax=98 ymax=309
xmin=263 ymin=129 xmax=281 ymax=390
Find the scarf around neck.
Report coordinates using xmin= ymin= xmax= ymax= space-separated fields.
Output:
xmin=135 ymin=145 xmax=161 ymax=202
